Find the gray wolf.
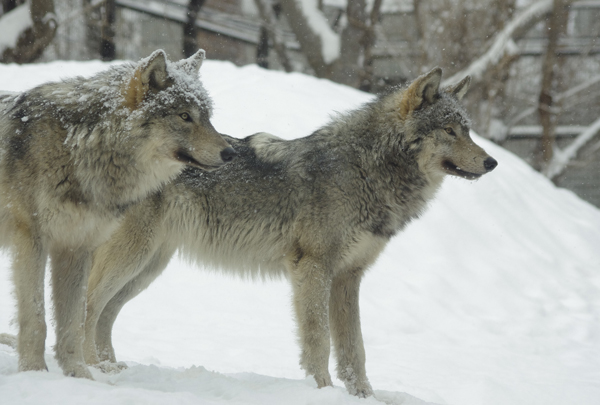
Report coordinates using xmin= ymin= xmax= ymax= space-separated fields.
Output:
xmin=83 ymin=68 xmax=497 ymax=396
xmin=0 ymin=49 xmax=235 ymax=379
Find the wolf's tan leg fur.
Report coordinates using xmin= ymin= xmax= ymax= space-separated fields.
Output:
xmin=96 ymin=246 xmax=174 ymax=364
xmin=84 ymin=247 xmax=155 ymax=365
xmin=50 ymin=247 xmax=93 ymax=379
xmin=12 ymin=227 xmax=48 ymax=372
xmin=329 ymin=268 xmax=373 ymax=397
xmin=87 ymin=243 xmax=175 ymax=366
xmin=84 ymin=204 xmax=168 ymax=366
xmin=288 ymin=255 xmax=333 ymax=388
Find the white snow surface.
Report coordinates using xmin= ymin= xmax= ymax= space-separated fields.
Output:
xmin=1 ymin=59 xmax=600 ymax=405
xmin=0 ymin=3 xmax=32 ymax=55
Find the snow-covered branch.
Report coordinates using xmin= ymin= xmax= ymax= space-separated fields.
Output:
xmin=0 ymin=0 xmax=57 ymax=64
xmin=296 ymin=0 xmax=341 ymax=64
xmin=442 ymin=0 xmax=553 ymax=86
xmin=280 ymin=0 xmax=374 ymax=87
xmin=0 ymin=4 xmax=33 ymax=57
xmin=279 ymin=0 xmax=335 ymax=77
xmin=544 ymin=117 xmax=600 ymax=179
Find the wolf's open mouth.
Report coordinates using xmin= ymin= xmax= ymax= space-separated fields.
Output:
xmin=175 ymin=150 xmax=221 ymax=171
xmin=442 ymin=160 xmax=482 ymax=180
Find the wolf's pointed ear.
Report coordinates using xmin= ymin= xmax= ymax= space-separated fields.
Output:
xmin=140 ymin=50 xmax=169 ymax=91
xmin=123 ymin=50 xmax=170 ymax=111
xmin=446 ymin=75 xmax=470 ymax=100
xmin=174 ymin=49 xmax=206 ymax=75
xmin=188 ymin=49 xmax=205 ymax=72
xmin=399 ymin=67 xmax=442 ymax=118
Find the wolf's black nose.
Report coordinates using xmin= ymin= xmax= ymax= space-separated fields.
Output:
xmin=484 ymin=157 xmax=498 ymax=172
xmin=221 ymin=147 xmax=237 ymax=162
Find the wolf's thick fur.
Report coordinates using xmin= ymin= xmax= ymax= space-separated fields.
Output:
xmin=84 ymin=68 xmax=497 ymax=395
xmin=0 ymin=50 xmax=234 ymax=378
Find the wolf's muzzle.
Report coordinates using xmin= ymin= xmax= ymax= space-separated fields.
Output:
xmin=484 ymin=157 xmax=498 ymax=172
xmin=221 ymin=147 xmax=237 ymax=162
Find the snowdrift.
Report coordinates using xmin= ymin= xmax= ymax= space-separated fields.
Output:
xmin=1 ymin=60 xmax=599 ymax=405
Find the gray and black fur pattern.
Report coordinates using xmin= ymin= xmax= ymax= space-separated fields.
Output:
xmin=84 ymin=67 xmax=497 ymax=397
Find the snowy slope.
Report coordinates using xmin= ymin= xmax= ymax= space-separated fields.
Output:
xmin=1 ymin=59 xmax=599 ymax=405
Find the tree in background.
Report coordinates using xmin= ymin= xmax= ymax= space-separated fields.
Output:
xmin=100 ymin=0 xmax=116 ymax=61
xmin=84 ymin=0 xmax=116 ymax=61
xmin=183 ymin=0 xmax=206 ymax=58
xmin=278 ymin=0 xmax=382 ymax=88
xmin=535 ymin=0 xmax=571 ymax=173
xmin=0 ymin=0 xmax=57 ymax=63
xmin=254 ymin=0 xmax=292 ymax=72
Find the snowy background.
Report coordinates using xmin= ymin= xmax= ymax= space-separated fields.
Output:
xmin=1 ymin=59 xmax=600 ymax=405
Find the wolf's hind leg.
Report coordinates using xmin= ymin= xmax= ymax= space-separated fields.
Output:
xmin=94 ymin=243 xmax=176 ymax=365
xmin=50 ymin=247 xmax=93 ymax=379
xmin=329 ymin=268 xmax=373 ymax=397
xmin=287 ymin=254 xmax=333 ymax=388
xmin=12 ymin=228 xmax=48 ymax=372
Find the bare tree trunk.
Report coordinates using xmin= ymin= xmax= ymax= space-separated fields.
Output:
xmin=536 ymin=0 xmax=571 ymax=171
xmin=0 ymin=0 xmax=57 ymax=63
xmin=331 ymin=0 xmax=366 ymax=87
xmin=100 ymin=0 xmax=116 ymax=61
xmin=253 ymin=0 xmax=293 ymax=72
xmin=360 ymin=0 xmax=382 ymax=91
xmin=85 ymin=0 xmax=101 ymax=60
xmin=412 ymin=0 xmax=429 ymax=72
xmin=183 ymin=0 xmax=205 ymax=58
xmin=256 ymin=25 xmax=270 ymax=68
xmin=280 ymin=0 xmax=377 ymax=86
xmin=279 ymin=0 xmax=332 ymax=78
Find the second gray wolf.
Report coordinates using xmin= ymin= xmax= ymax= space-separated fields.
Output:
xmin=83 ymin=68 xmax=497 ymax=396
xmin=0 ymin=49 xmax=235 ymax=379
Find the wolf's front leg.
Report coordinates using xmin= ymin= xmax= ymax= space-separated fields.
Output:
xmin=12 ymin=228 xmax=48 ymax=372
xmin=288 ymin=255 xmax=333 ymax=388
xmin=93 ymin=243 xmax=176 ymax=368
xmin=329 ymin=268 xmax=373 ymax=397
xmin=50 ymin=247 xmax=93 ymax=379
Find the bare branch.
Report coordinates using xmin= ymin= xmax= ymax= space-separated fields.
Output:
xmin=545 ymin=116 xmax=600 ymax=179
xmin=442 ymin=0 xmax=553 ymax=86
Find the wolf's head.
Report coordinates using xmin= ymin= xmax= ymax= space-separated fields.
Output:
xmin=122 ymin=49 xmax=235 ymax=171
xmin=385 ymin=68 xmax=497 ymax=181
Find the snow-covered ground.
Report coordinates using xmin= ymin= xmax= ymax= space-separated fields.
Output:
xmin=1 ymin=59 xmax=599 ymax=405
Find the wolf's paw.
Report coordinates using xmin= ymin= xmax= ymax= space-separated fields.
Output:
xmin=95 ymin=360 xmax=128 ymax=374
xmin=313 ymin=372 xmax=333 ymax=389
xmin=345 ymin=378 xmax=373 ymax=398
xmin=349 ymin=383 xmax=374 ymax=398
xmin=62 ymin=362 xmax=94 ymax=379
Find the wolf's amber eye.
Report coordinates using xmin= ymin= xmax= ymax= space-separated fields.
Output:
xmin=445 ymin=127 xmax=456 ymax=136
xmin=180 ymin=113 xmax=192 ymax=122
